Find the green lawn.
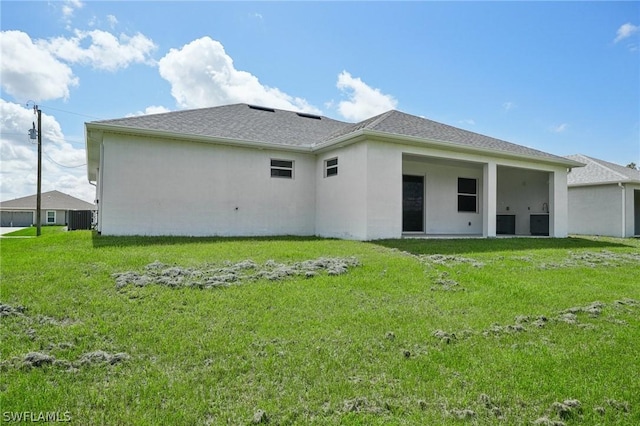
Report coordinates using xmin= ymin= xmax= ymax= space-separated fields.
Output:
xmin=1 ymin=228 xmax=639 ymax=425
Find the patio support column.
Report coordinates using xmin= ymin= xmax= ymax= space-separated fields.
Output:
xmin=483 ymin=161 xmax=497 ymax=237
xmin=549 ymin=170 xmax=568 ymax=237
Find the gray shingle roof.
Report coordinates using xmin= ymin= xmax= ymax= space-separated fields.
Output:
xmin=325 ymin=110 xmax=570 ymax=162
xmin=0 ymin=190 xmax=96 ymax=210
xmin=88 ymin=103 xmax=577 ymax=165
xmin=92 ymin=104 xmax=349 ymax=147
xmin=566 ymin=154 xmax=640 ymax=186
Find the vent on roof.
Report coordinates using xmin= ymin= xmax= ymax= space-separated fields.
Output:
xmin=248 ymin=105 xmax=275 ymax=112
xmin=296 ymin=112 xmax=321 ymax=120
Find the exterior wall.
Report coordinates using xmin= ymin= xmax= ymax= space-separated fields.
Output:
xmin=0 ymin=209 xmax=66 ymax=226
xmin=625 ymin=184 xmax=640 ymax=237
xmin=96 ymin=143 xmax=104 ymax=233
xmin=549 ymin=170 xmax=569 ymax=238
xmin=315 ymin=143 xmax=368 ymax=239
xmin=42 ymin=209 xmax=67 ymax=226
xmin=403 ymin=158 xmax=484 ymax=235
xmin=0 ymin=209 xmax=89 ymax=226
xmin=314 ymin=140 xmax=401 ymax=240
xmin=98 ymin=134 xmax=316 ymax=236
xmin=568 ymin=184 xmax=622 ymax=237
xmin=482 ymin=162 xmax=497 ymax=237
xmin=634 ymin=187 xmax=640 ymax=236
xmin=364 ymin=142 xmax=403 ymax=239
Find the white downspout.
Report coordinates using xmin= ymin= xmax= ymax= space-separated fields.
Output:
xmin=619 ymin=182 xmax=625 ymax=238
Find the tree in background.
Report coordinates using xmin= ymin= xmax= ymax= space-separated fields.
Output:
xmin=626 ymin=162 xmax=637 ymax=170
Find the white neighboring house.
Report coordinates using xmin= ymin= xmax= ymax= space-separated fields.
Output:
xmin=566 ymin=154 xmax=640 ymax=238
xmin=85 ymin=104 xmax=582 ymax=240
xmin=0 ymin=190 xmax=96 ymax=227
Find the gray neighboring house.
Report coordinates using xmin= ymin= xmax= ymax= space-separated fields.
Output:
xmin=566 ymin=154 xmax=640 ymax=238
xmin=0 ymin=190 xmax=96 ymax=227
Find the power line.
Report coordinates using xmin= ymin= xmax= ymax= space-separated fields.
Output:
xmin=44 ymin=153 xmax=86 ymax=169
xmin=38 ymin=104 xmax=102 ymax=120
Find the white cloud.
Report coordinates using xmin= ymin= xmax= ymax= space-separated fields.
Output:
xmin=40 ymin=29 xmax=157 ymax=71
xmin=157 ymin=36 xmax=320 ymax=113
xmin=107 ymin=15 xmax=119 ymax=29
xmin=0 ymin=31 xmax=79 ymax=102
xmin=550 ymin=123 xmax=568 ymax=133
xmin=0 ymin=99 xmax=94 ymax=203
xmin=459 ymin=119 xmax=476 ymax=126
xmin=62 ymin=0 xmax=83 ymax=19
xmin=502 ymin=101 xmax=516 ymax=112
xmin=335 ymin=71 xmax=397 ymax=122
xmin=614 ymin=22 xmax=639 ymax=43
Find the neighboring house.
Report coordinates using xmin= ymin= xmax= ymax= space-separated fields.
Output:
xmin=85 ymin=103 xmax=582 ymax=240
xmin=0 ymin=190 xmax=96 ymax=227
xmin=566 ymin=154 xmax=640 ymax=238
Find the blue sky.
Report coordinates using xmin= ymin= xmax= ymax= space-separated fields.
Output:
xmin=1 ymin=1 xmax=638 ymax=203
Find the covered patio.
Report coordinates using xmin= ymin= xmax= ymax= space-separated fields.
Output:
xmin=402 ymin=153 xmax=566 ymax=237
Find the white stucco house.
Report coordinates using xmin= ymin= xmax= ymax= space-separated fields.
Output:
xmin=566 ymin=154 xmax=640 ymax=238
xmin=85 ymin=104 xmax=582 ymax=240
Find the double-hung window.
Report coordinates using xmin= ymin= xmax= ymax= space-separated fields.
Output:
xmin=47 ymin=211 xmax=56 ymax=224
xmin=270 ymin=159 xmax=294 ymax=178
xmin=325 ymin=158 xmax=338 ymax=177
xmin=457 ymin=178 xmax=478 ymax=213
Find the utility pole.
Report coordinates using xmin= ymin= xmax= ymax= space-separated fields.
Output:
xmin=36 ymin=106 xmax=42 ymax=237
xmin=28 ymin=104 xmax=42 ymax=236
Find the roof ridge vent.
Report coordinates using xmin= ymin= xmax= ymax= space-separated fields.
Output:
xmin=296 ymin=112 xmax=321 ymax=120
xmin=248 ymin=105 xmax=275 ymax=112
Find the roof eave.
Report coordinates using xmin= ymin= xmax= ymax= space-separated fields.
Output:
xmin=568 ymin=179 xmax=640 ymax=188
xmin=315 ymin=129 xmax=584 ymax=168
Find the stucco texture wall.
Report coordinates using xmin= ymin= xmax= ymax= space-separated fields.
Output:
xmin=99 ymin=135 xmax=316 ymax=236
xmin=568 ymin=184 xmax=623 ymax=237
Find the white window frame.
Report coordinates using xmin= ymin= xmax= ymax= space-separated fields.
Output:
xmin=457 ymin=177 xmax=478 ymax=213
xmin=270 ymin=159 xmax=294 ymax=179
xmin=46 ymin=210 xmax=56 ymax=224
xmin=324 ymin=157 xmax=338 ymax=177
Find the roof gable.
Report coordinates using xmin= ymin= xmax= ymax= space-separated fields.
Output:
xmin=0 ymin=190 xmax=96 ymax=210
xmin=566 ymin=154 xmax=640 ymax=185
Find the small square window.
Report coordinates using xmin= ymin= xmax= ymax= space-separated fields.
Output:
xmin=47 ymin=211 xmax=56 ymax=224
xmin=325 ymin=157 xmax=338 ymax=177
xmin=270 ymin=159 xmax=293 ymax=179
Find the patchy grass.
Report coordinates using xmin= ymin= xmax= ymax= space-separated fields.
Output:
xmin=1 ymin=230 xmax=639 ymax=425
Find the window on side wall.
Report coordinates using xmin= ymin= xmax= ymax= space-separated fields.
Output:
xmin=270 ymin=159 xmax=294 ymax=178
xmin=47 ymin=211 xmax=56 ymax=224
xmin=457 ymin=178 xmax=477 ymax=212
xmin=325 ymin=157 xmax=338 ymax=177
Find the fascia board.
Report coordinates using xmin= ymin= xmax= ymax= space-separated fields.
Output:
xmin=568 ymin=179 xmax=640 ymax=188
xmin=315 ymin=129 xmax=585 ymax=168
xmin=311 ymin=130 xmax=368 ymax=153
